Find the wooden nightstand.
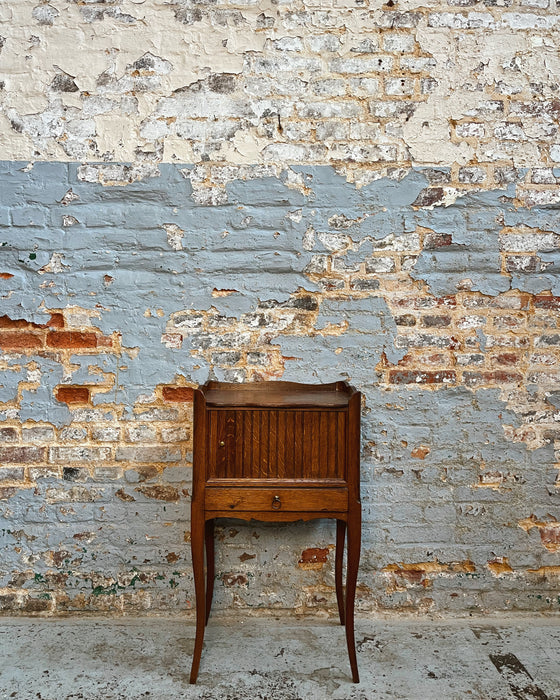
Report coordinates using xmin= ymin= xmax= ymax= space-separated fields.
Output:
xmin=189 ymin=380 xmax=361 ymax=683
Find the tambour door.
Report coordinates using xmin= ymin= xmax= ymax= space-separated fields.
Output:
xmin=207 ymin=408 xmax=347 ymax=481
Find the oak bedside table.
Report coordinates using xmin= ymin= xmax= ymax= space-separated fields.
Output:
xmin=189 ymin=380 xmax=361 ymax=683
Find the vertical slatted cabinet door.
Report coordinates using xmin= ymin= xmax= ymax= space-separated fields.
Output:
xmin=207 ymin=407 xmax=347 ymax=482
xmin=209 ymin=409 xmax=237 ymax=478
xmin=297 ymin=410 xmax=346 ymax=481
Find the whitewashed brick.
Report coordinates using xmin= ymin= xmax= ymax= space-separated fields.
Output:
xmin=383 ymin=33 xmax=416 ymax=53
xmin=499 ymin=232 xmax=559 ymax=252
xmin=365 ymin=256 xmax=396 ymax=273
xmin=456 ymin=123 xmax=486 ymax=138
xmin=297 ymin=101 xmax=363 ymax=118
xmin=306 ymin=34 xmax=343 ymax=52
xmin=400 ymin=57 xmax=437 ymax=73
xmin=348 ymin=78 xmax=380 ymax=96
xmin=385 ymin=78 xmax=415 ymax=96
xmin=494 ymin=123 xmax=526 ymax=140
xmin=330 ymin=56 xmax=394 ymax=73
xmin=271 ymin=36 xmax=304 ymax=52
xmin=428 ymin=12 xmax=496 ymax=29
xmin=311 ymin=79 xmax=346 ymax=97
xmin=502 ymin=12 xmax=558 ymax=29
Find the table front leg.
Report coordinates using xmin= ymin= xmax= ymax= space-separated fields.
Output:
xmin=205 ymin=518 xmax=215 ymax=625
xmin=189 ymin=507 xmax=206 ymax=684
xmin=345 ymin=507 xmax=361 ymax=684
xmin=335 ymin=519 xmax=346 ymax=625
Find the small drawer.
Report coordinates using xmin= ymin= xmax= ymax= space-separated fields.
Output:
xmin=205 ymin=487 xmax=348 ymax=513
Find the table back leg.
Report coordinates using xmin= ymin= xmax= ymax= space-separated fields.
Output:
xmin=205 ymin=519 xmax=215 ymax=624
xmin=189 ymin=507 xmax=206 ymax=684
xmin=335 ymin=519 xmax=346 ymax=625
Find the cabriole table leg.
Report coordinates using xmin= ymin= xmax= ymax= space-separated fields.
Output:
xmin=189 ymin=508 xmax=206 ymax=684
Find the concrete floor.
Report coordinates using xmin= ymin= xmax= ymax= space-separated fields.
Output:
xmin=0 ymin=616 xmax=558 ymax=700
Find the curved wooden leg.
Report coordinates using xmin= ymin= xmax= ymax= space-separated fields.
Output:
xmin=345 ymin=507 xmax=361 ymax=683
xmin=205 ymin=519 xmax=215 ymax=625
xmin=335 ymin=519 xmax=346 ymax=625
xmin=189 ymin=509 xmax=206 ymax=684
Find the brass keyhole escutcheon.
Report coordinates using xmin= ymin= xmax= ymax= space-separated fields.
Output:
xmin=219 ymin=440 xmax=225 ymax=447
xmin=271 ymin=495 xmax=281 ymax=510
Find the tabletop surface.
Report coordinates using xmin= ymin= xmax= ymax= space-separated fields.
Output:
xmin=200 ymin=380 xmax=355 ymax=408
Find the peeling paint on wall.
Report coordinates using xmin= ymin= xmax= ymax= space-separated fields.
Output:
xmin=1 ymin=0 xmax=560 ymax=616
xmin=1 ymin=161 xmax=560 ymax=614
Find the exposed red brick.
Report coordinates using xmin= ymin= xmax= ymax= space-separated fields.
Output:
xmin=423 ymin=232 xmax=452 ymax=249
xmin=0 ymin=446 xmax=45 ymax=463
xmin=135 ymin=485 xmax=180 ymax=501
xmin=56 ymin=386 xmax=90 ymax=404
xmin=412 ymin=187 xmax=445 ymax=208
xmin=239 ymin=552 xmax=256 ymax=562
xmin=389 ymin=370 xmax=456 ymax=385
xmin=0 ymin=427 xmax=18 ymax=442
xmin=50 ymin=550 xmax=71 ymax=567
xmin=0 ymin=273 xmax=14 ymax=279
xmin=463 ymin=371 xmax=522 ymax=386
xmin=162 ymin=386 xmax=194 ymax=402
xmin=534 ymin=295 xmax=560 ymax=310
xmin=0 ymin=313 xmax=62 ymax=330
xmin=0 ymin=316 xmax=31 ymax=329
xmin=23 ymin=598 xmax=49 ymax=612
xmin=46 ymin=331 xmax=97 ymax=349
xmin=493 ymin=352 xmax=519 ymax=366
xmin=422 ymin=315 xmax=451 ymax=328
xmin=115 ymin=488 xmax=135 ymax=502
xmin=129 ymin=466 xmax=158 ymax=482
xmin=73 ymin=532 xmax=95 ymax=540
xmin=487 ymin=558 xmax=513 ymax=576
xmin=411 ymin=445 xmax=430 ymax=459
xmin=97 ymin=336 xmax=113 ymax=348
xmin=47 ymin=571 xmax=70 ymax=586
xmin=540 ymin=525 xmax=560 ymax=552
xmin=0 ymin=331 xmax=43 ymax=350
xmin=436 ymin=296 xmax=457 ymax=308
xmin=46 ymin=313 xmax=64 ymax=328
xmin=395 ymin=314 xmax=416 ymax=326
xmin=393 ymin=296 xmax=456 ymax=310
xmin=299 ymin=547 xmax=329 ymax=565
xmin=400 ymin=569 xmax=427 ymax=585
xmin=422 ymin=353 xmax=449 ymax=366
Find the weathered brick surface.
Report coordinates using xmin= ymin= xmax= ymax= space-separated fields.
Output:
xmin=162 ymin=386 xmax=194 ymax=402
xmin=56 ymin=387 xmax=91 ymax=405
xmin=47 ymin=332 xmax=98 ymax=350
xmin=0 ymin=0 xmax=560 ymax=617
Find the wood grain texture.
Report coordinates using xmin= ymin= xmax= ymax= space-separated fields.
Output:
xmin=205 ymin=487 xmax=348 ymax=512
xmin=190 ymin=380 xmax=361 ymax=684
xmin=208 ymin=409 xmax=346 ymax=480
xmin=336 ymin=519 xmax=347 ymax=626
xmin=202 ymin=380 xmax=352 ymax=408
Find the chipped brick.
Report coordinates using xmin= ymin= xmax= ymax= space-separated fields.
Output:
xmin=56 ymin=386 xmax=90 ymax=404
xmin=162 ymin=386 xmax=194 ymax=402
xmin=388 ymin=370 xmax=456 ymax=385
xmin=47 ymin=331 xmax=98 ymax=349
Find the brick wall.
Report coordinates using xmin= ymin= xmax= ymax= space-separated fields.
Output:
xmin=0 ymin=0 xmax=559 ymax=616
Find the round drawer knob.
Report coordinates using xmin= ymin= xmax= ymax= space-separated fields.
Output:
xmin=219 ymin=441 xmax=225 ymax=447
xmin=271 ymin=495 xmax=281 ymax=510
